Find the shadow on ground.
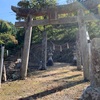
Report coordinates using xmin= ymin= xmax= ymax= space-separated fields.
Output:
xmin=37 ymin=71 xmax=70 ymax=78
xmin=19 ymin=78 xmax=85 ymax=100
xmin=27 ymin=63 xmax=70 ymax=77
xmin=53 ymin=74 xmax=81 ymax=82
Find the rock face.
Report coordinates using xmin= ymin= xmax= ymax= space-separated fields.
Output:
xmin=80 ymin=38 xmax=100 ymax=100
xmin=80 ymin=86 xmax=100 ymax=100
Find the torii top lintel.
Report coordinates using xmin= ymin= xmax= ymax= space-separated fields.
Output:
xmin=11 ymin=0 xmax=100 ymax=17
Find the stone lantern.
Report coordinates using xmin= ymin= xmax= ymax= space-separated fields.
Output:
xmin=47 ymin=51 xmax=53 ymax=66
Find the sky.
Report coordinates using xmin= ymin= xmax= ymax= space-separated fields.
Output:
xmin=0 ymin=0 xmax=67 ymax=24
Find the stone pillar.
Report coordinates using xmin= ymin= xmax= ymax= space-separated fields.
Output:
xmin=39 ymin=28 xmax=47 ymax=70
xmin=90 ymin=38 xmax=100 ymax=87
xmin=21 ymin=15 xmax=33 ymax=79
xmin=47 ymin=50 xmax=53 ymax=66
xmin=80 ymin=38 xmax=100 ymax=100
xmin=77 ymin=9 xmax=89 ymax=81
xmin=76 ymin=43 xmax=82 ymax=70
xmin=76 ymin=31 xmax=82 ymax=70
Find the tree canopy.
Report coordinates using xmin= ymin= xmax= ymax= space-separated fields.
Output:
xmin=0 ymin=20 xmax=18 ymax=50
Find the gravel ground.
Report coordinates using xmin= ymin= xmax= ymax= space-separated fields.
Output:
xmin=0 ymin=63 xmax=89 ymax=100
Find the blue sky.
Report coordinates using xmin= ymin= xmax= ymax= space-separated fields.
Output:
xmin=0 ymin=0 xmax=66 ymax=24
xmin=0 ymin=0 xmax=20 ymax=23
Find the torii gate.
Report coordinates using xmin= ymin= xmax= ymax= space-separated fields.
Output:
xmin=11 ymin=0 xmax=100 ymax=80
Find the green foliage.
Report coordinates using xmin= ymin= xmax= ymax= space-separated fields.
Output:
xmin=0 ymin=20 xmax=17 ymax=35
xmin=0 ymin=20 xmax=18 ymax=50
xmin=0 ymin=33 xmax=18 ymax=49
xmin=0 ymin=20 xmax=12 ymax=33
xmin=17 ymin=0 xmax=30 ymax=8
xmin=87 ymin=21 xmax=100 ymax=39
xmin=30 ymin=0 xmax=56 ymax=9
xmin=8 ymin=22 xmax=17 ymax=35
xmin=46 ymin=24 xmax=78 ymax=44
xmin=16 ymin=28 xmax=25 ymax=48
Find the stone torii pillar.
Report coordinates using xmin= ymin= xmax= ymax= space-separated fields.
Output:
xmin=77 ymin=9 xmax=89 ymax=81
xmin=21 ymin=15 xmax=33 ymax=79
xmin=80 ymin=38 xmax=100 ymax=100
xmin=41 ymin=28 xmax=47 ymax=70
xmin=76 ymin=30 xmax=82 ymax=70
xmin=43 ymin=30 xmax=47 ymax=70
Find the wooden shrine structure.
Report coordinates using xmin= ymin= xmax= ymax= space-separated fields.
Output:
xmin=11 ymin=0 xmax=100 ymax=82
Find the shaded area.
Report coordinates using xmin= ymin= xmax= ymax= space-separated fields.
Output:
xmin=53 ymin=74 xmax=82 ymax=82
xmin=71 ymin=68 xmax=83 ymax=72
xmin=19 ymin=79 xmax=85 ymax=100
xmin=0 ymin=63 xmax=90 ymax=100
xmin=27 ymin=63 xmax=70 ymax=77
xmin=38 ymin=71 xmax=69 ymax=78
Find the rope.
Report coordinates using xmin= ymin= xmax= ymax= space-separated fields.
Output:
xmin=50 ymin=41 xmax=70 ymax=51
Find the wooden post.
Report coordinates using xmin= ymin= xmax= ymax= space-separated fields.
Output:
xmin=21 ymin=15 xmax=33 ymax=79
xmin=77 ymin=9 xmax=89 ymax=81
xmin=0 ymin=46 xmax=5 ymax=87
xmin=2 ymin=65 xmax=7 ymax=82
xmin=41 ymin=29 xmax=47 ymax=70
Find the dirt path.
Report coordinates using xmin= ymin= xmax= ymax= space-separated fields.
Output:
xmin=0 ymin=63 xmax=89 ymax=100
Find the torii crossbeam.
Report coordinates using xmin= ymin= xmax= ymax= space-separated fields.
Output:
xmin=12 ymin=0 xmax=100 ymax=17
